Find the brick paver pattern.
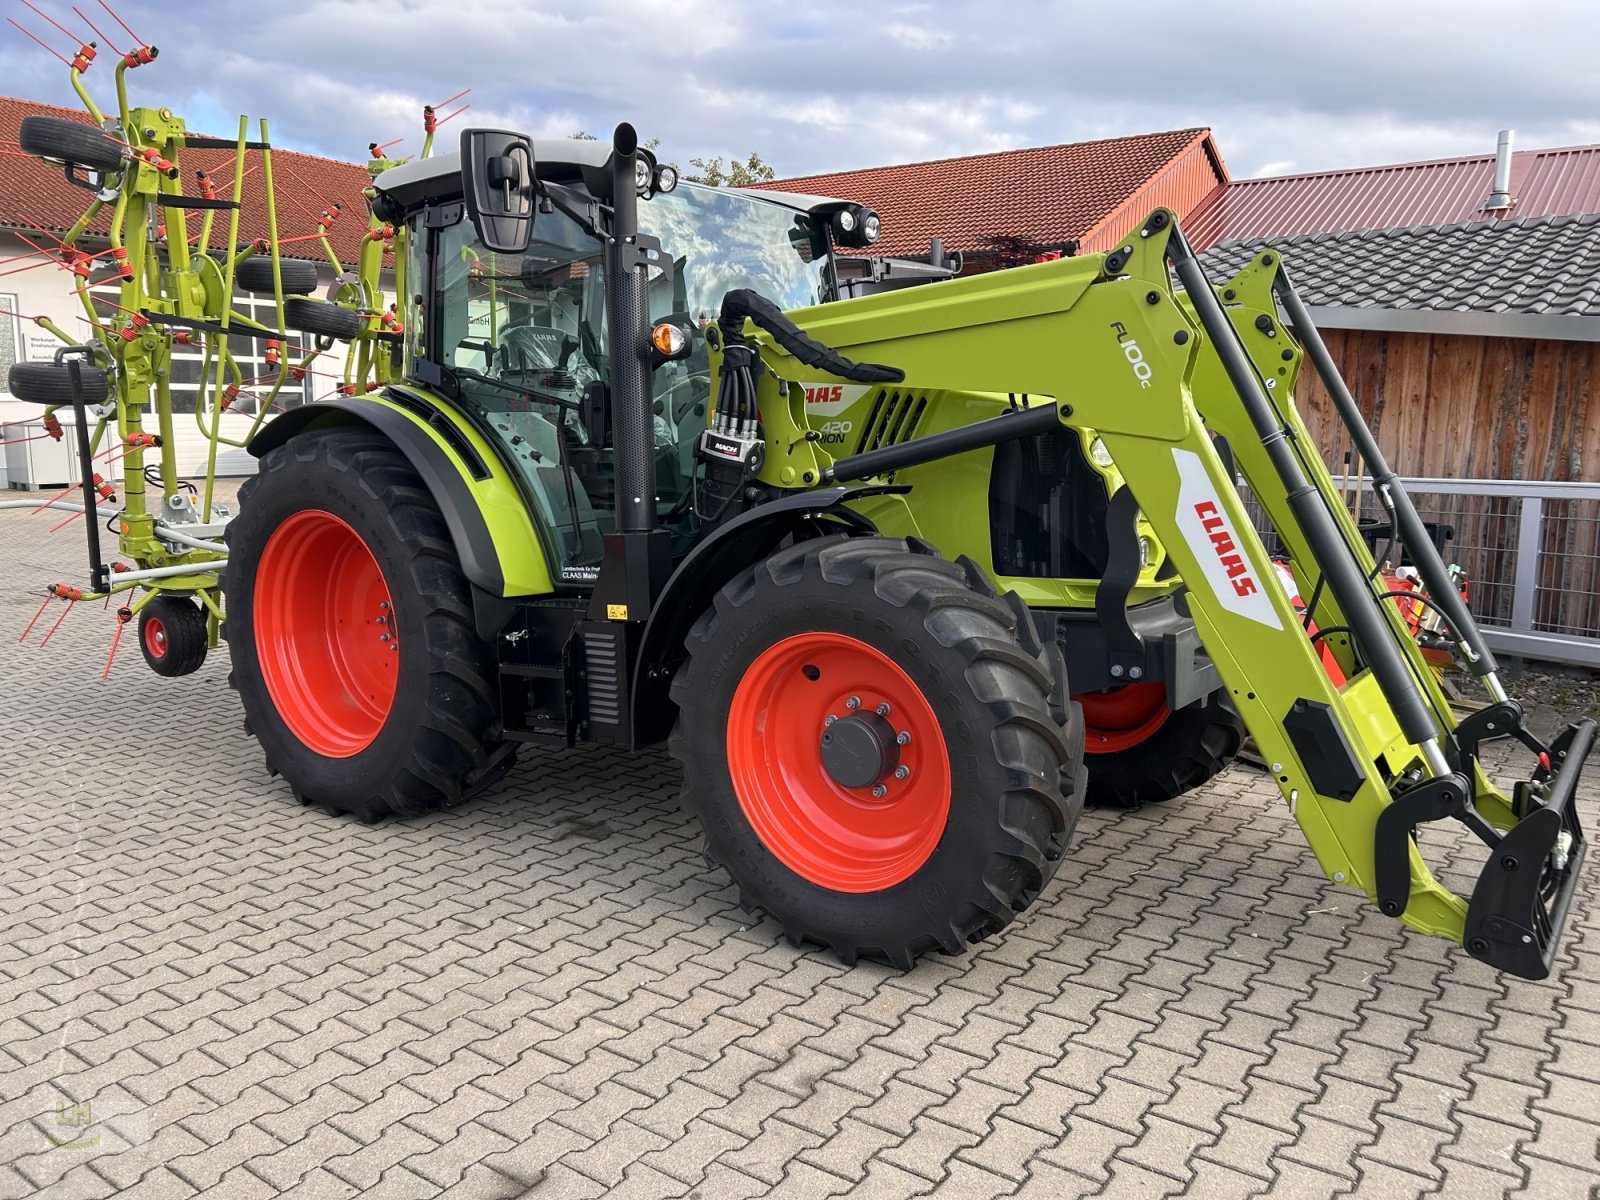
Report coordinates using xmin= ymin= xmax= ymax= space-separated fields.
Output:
xmin=2 ymin=505 xmax=1598 ymax=1199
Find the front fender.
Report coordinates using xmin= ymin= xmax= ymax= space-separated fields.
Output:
xmin=249 ymin=392 xmax=553 ymax=597
xmin=629 ymin=486 xmax=898 ymax=746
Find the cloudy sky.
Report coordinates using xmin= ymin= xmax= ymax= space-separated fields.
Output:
xmin=5 ymin=0 xmax=1598 ymax=181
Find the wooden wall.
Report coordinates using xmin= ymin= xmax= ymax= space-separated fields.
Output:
xmin=1290 ymin=329 xmax=1600 ymax=638
xmin=1294 ymin=328 xmax=1600 ymax=483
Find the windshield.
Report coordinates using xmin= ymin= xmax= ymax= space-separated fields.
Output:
xmin=411 ymin=182 xmax=828 ymax=580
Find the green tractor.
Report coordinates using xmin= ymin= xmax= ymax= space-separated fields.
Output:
xmin=218 ymin=126 xmax=1588 ymax=977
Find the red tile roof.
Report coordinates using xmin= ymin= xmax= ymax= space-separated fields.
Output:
xmin=751 ymin=129 xmax=1229 ymax=259
xmin=0 ymin=94 xmax=378 ymax=264
xmin=1186 ymin=141 xmax=1600 ymax=250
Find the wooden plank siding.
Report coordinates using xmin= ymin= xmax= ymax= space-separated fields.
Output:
xmin=1287 ymin=329 xmax=1600 ymax=640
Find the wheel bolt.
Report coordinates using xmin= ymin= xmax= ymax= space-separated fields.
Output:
xmin=871 ymin=784 xmax=887 ymax=798
xmin=380 ymin=600 xmax=391 ymax=611
xmin=876 ymin=702 xmax=891 ymax=716
xmin=380 ymin=634 xmax=391 ymax=642
xmin=894 ymin=765 xmax=910 ymax=780
xmin=845 ymin=695 xmax=860 ymax=710
xmin=896 ymin=731 xmax=911 ymax=746
xmin=824 ymin=714 xmax=837 ymax=726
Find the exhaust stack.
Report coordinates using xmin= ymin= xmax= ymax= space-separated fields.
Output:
xmin=1483 ymin=129 xmax=1516 ymax=211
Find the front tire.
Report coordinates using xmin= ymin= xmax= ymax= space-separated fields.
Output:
xmin=138 ymin=595 xmax=208 ymax=677
xmin=670 ymin=536 xmax=1082 ymax=967
xmin=223 ymin=428 xmax=509 ymax=821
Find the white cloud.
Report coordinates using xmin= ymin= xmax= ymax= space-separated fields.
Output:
xmin=4 ymin=0 xmax=1598 ymax=181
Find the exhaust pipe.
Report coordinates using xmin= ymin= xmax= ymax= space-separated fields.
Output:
xmin=1484 ymin=129 xmax=1515 ymax=211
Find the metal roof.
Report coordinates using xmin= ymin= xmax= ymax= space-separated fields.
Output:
xmin=1186 ymin=143 xmax=1600 ymax=250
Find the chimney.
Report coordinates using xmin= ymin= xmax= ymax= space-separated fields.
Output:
xmin=1483 ymin=129 xmax=1516 ymax=211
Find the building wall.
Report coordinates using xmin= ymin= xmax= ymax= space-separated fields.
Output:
xmin=1295 ymin=327 xmax=1600 ymax=482
xmin=0 ymin=231 xmax=375 ymax=480
xmin=1292 ymin=326 xmax=1600 ymax=639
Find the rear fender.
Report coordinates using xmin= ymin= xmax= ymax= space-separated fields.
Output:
xmin=249 ymin=393 xmax=554 ymax=599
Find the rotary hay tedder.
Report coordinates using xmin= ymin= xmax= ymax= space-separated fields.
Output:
xmin=4 ymin=11 xmax=1591 ymax=978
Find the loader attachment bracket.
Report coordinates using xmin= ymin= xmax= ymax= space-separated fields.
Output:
xmin=1449 ymin=699 xmax=1549 ymax=770
xmin=1464 ymin=719 xmax=1593 ymax=979
xmin=1373 ymin=774 xmax=1470 ymax=917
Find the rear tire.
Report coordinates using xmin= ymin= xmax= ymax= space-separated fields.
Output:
xmin=223 ymin=428 xmax=509 ymax=821
xmin=1080 ymin=686 xmax=1242 ymax=807
xmin=138 ymin=595 xmax=208 ymax=677
xmin=670 ymin=536 xmax=1082 ymax=967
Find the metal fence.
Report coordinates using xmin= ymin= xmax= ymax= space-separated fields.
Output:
xmin=1242 ymin=476 xmax=1600 ymax=669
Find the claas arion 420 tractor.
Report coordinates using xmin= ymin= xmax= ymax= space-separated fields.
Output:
xmin=213 ymin=126 xmax=1591 ymax=977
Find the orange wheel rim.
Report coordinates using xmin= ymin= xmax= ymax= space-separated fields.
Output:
xmin=1078 ymin=682 xmax=1169 ymax=754
xmin=725 ymin=632 xmax=951 ymax=892
xmin=254 ymin=509 xmax=398 ymax=758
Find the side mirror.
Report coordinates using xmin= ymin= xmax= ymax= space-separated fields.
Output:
xmin=460 ymin=129 xmax=536 ymax=253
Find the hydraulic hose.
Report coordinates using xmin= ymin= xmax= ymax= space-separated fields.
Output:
xmin=718 ymin=289 xmax=904 ymax=384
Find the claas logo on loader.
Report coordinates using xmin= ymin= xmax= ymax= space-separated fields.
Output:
xmin=1193 ymin=500 xmax=1258 ymax=597
xmin=804 ymin=385 xmax=845 ymax=404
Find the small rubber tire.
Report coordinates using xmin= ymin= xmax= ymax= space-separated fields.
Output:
xmin=8 ymin=361 xmax=110 ymax=406
xmin=19 ymin=114 xmax=123 ymax=171
xmin=138 ymin=595 xmax=208 ymax=677
xmin=670 ymin=535 xmax=1082 ymax=967
xmin=235 ymin=256 xmax=319 ymax=296
xmin=282 ymin=297 xmax=360 ymax=340
xmin=223 ymin=427 xmax=508 ymax=822
xmin=1082 ymin=688 xmax=1243 ymax=808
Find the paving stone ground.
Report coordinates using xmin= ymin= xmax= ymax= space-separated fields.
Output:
xmin=2 ymin=499 xmax=1599 ymax=1199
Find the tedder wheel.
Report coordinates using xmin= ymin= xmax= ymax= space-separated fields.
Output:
xmin=18 ymin=114 xmax=125 ymax=171
xmin=138 ymin=595 xmax=208 ymax=677
xmin=223 ymin=427 xmax=511 ymax=822
xmin=670 ymin=535 xmax=1083 ymax=967
xmin=234 ymin=256 xmax=319 ymax=296
xmin=1078 ymin=684 xmax=1243 ymax=807
xmin=8 ymin=361 xmax=110 ymax=406
xmin=282 ymin=297 xmax=361 ymax=341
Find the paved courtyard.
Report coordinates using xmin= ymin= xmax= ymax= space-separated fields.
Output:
xmin=2 ymin=501 xmax=1599 ymax=1199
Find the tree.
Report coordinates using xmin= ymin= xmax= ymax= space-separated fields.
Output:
xmin=684 ymin=152 xmax=777 ymax=187
xmin=568 ymin=133 xmax=776 ymax=187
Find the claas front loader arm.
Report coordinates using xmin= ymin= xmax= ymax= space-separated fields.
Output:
xmin=715 ymin=207 xmax=1589 ymax=979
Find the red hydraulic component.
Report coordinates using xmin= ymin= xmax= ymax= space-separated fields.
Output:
xmin=136 ymin=145 xmax=178 ymax=179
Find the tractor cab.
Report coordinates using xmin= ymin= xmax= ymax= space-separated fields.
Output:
xmin=373 ymin=140 xmax=882 ymax=583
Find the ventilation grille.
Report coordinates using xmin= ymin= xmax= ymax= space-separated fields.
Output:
xmin=854 ymin=391 xmax=928 ymax=480
xmin=583 ymin=631 xmax=622 ymax=727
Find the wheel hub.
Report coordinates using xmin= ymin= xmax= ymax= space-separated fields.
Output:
xmin=819 ymin=711 xmax=901 ymax=789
